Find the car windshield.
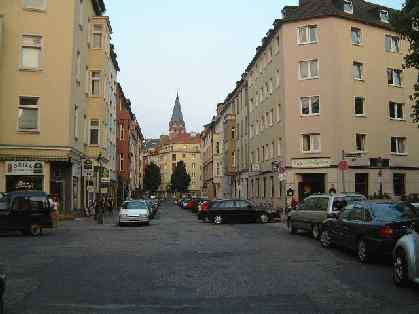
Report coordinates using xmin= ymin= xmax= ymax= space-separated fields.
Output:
xmin=371 ymin=203 xmax=417 ymax=221
xmin=126 ymin=202 xmax=148 ymax=209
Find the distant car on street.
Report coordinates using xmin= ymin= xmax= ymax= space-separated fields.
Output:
xmin=0 ymin=191 xmax=54 ymax=236
xmin=320 ymin=201 xmax=418 ymax=263
xmin=118 ymin=200 xmax=150 ymax=226
xmin=0 ymin=263 xmax=5 ymax=314
xmin=287 ymin=193 xmax=367 ymax=239
xmin=392 ymin=221 xmax=419 ymax=287
xmin=202 ymin=199 xmax=275 ymax=224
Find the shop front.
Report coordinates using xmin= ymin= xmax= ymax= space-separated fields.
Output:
xmin=4 ymin=161 xmax=45 ymax=192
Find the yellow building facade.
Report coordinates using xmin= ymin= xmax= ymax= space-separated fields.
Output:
xmin=0 ymin=0 xmax=110 ymax=212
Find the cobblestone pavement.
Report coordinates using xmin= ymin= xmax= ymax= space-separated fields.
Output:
xmin=1 ymin=202 xmax=418 ymax=314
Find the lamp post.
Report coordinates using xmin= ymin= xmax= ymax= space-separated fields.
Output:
xmin=96 ymin=153 xmax=104 ymax=224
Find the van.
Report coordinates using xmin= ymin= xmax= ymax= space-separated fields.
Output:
xmin=0 ymin=191 xmax=54 ymax=236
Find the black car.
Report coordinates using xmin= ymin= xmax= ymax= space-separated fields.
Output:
xmin=320 ymin=201 xmax=418 ymax=263
xmin=202 ymin=199 xmax=274 ymax=224
xmin=0 ymin=191 xmax=53 ymax=236
xmin=0 ymin=263 xmax=5 ymax=314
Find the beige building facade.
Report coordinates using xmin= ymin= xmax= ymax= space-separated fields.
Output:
xmin=229 ymin=0 xmax=419 ymax=204
xmin=0 ymin=0 xmax=106 ymax=212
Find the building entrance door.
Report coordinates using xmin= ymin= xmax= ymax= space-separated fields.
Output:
xmin=355 ymin=173 xmax=369 ymax=197
xmin=298 ymin=174 xmax=325 ymax=201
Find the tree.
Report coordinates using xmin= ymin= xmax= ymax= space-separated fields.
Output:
xmin=393 ymin=1 xmax=419 ymax=124
xmin=143 ymin=162 xmax=161 ymax=193
xmin=170 ymin=161 xmax=191 ymax=193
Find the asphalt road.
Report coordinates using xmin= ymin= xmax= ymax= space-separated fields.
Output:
xmin=1 ymin=202 xmax=419 ymax=314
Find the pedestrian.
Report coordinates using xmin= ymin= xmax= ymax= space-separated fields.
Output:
xmin=94 ymin=194 xmax=102 ymax=221
xmin=329 ymin=184 xmax=337 ymax=195
xmin=107 ymin=197 xmax=113 ymax=216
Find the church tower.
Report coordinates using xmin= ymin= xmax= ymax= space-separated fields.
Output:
xmin=169 ymin=93 xmax=186 ymax=138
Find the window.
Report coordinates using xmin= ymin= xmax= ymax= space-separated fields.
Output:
xmin=380 ymin=10 xmax=390 ymax=23
xmin=389 ymin=102 xmax=404 ymax=120
xmin=387 ymin=68 xmax=402 ymax=86
xmin=277 ymin=138 xmax=281 ymax=156
xmin=355 ymin=97 xmax=365 ymax=115
xmin=299 ymin=59 xmax=319 ymax=79
xmin=18 ymin=96 xmax=39 ymax=131
xmin=24 ymin=0 xmax=47 ymax=11
xmin=92 ymin=24 xmax=103 ymax=49
xmin=74 ymin=105 xmax=79 ymax=140
xmin=232 ymin=127 xmax=235 ymax=139
xmin=391 ymin=137 xmax=407 ymax=154
xmin=356 ymin=134 xmax=366 ymax=152
xmin=344 ymin=0 xmax=353 ymax=14
xmin=172 ymin=154 xmax=176 ymax=161
xmin=302 ymin=134 xmax=321 ymax=153
xmin=216 ymin=142 xmax=220 ymax=154
xmin=269 ymin=78 xmax=273 ymax=94
xmin=89 ymin=120 xmax=99 ymax=145
xmin=76 ymin=51 xmax=81 ymax=82
xmin=120 ymin=153 xmax=124 ymax=171
xmin=300 ymin=96 xmax=320 ymax=115
xmin=119 ymin=123 xmax=124 ymax=140
xmin=90 ymin=71 xmax=101 ymax=96
xmin=385 ymin=35 xmax=400 ymax=53
xmin=79 ymin=0 xmax=84 ymax=27
xmin=351 ymin=27 xmax=361 ymax=45
xmin=393 ymin=174 xmax=406 ymax=196
xmin=353 ymin=62 xmax=364 ymax=80
xmin=297 ymin=25 xmax=319 ymax=44
xmin=21 ymin=35 xmax=42 ymax=69
xmin=270 ymin=109 xmax=274 ymax=126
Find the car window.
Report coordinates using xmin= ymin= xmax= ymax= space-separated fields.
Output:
xmin=349 ymin=207 xmax=363 ymax=221
xmin=302 ymin=198 xmax=316 ymax=211
xmin=372 ymin=203 xmax=417 ymax=221
xmin=345 ymin=196 xmax=367 ymax=204
xmin=220 ymin=201 xmax=235 ymax=208
xmin=11 ymin=196 xmax=29 ymax=211
xmin=127 ymin=201 xmax=147 ymax=209
xmin=235 ymin=201 xmax=251 ymax=209
xmin=316 ymin=198 xmax=329 ymax=211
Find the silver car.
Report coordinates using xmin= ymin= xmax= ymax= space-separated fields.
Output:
xmin=118 ymin=200 xmax=150 ymax=226
xmin=393 ymin=203 xmax=419 ymax=287
xmin=287 ymin=193 xmax=367 ymax=239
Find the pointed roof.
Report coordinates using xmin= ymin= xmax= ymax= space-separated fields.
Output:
xmin=171 ymin=92 xmax=184 ymax=123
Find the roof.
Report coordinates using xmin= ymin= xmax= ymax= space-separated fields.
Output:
xmin=164 ymin=133 xmax=200 ymax=145
xmin=170 ymin=93 xmax=184 ymax=123
xmin=144 ymin=139 xmax=160 ymax=150
xmin=110 ymin=44 xmax=120 ymax=72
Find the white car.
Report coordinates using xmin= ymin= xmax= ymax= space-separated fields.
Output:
xmin=118 ymin=200 xmax=150 ymax=226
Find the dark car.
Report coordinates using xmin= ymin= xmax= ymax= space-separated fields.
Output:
xmin=0 ymin=263 xmax=5 ymax=314
xmin=202 ymin=199 xmax=274 ymax=224
xmin=0 ymin=191 xmax=53 ymax=236
xmin=320 ymin=201 xmax=418 ymax=263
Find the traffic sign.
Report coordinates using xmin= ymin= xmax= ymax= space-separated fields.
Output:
xmin=338 ymin=160 xmax=349 ymax=171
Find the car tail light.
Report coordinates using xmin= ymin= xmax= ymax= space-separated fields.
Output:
xmin=378 ymin=226 xmax=394 ymax=238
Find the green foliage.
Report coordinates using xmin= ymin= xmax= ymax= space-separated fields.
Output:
xmin=170 ymin=161 xmax=191 ymax=193
xmin=143 ymin=162 xmax=161 ymax=193
xmin=392 ymin=0 xmax=419 ymax=125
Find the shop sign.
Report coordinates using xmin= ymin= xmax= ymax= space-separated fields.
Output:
xmin=83 ymin=160 xmax=94 ymax=177
xmin=6 ymin=161 xmax=44 ymax=176
xmin=291 ymin=158 xmax=331 ymax=169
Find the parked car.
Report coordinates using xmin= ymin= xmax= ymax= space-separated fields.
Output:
xmin=0 ymin=193 xmax=5 ymax=200
xmin=202 ymin=199 xmax=275 ymax=224
xmin=287 ymin=193 xmax=367 ymax=239
xmin=0 ymin=191 xmax=54 ymax=236
xmin=0 ymin=263 xmax=5 ymax=314
xmin=406 ymin=193 xmax=419 ymax=209
xmin=320 ymin=201 xmax=418 ymax=263
xmin=118 ymin=200 xmax=150 ymax=226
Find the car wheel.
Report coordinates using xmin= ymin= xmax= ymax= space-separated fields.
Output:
xmin=393 ymin=249 xmax=409 ymax=287
xmin=29 ymin=224 xmax=42 ymax=237
xmin=320 ymin=229 xmax=332 ymax=248
xmin=258 ymin=213 xmax=269 ymax=224
xmin=357 ymin=239 xmax=370 ymax=264
xmin=213 ymin=215 xmax=223 ymax=225
xmin=312 ymin=224 xmax=321 ymax=240
xmin=287 ymin=219 xmax=296 ymax=234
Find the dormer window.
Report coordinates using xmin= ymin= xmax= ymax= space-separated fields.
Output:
xmin=344 ymin=0 xmax=353 ymax=14
xmin=380 ymin=10 xmax=390 ymax=23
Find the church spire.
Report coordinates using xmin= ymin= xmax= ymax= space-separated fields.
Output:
xmin=169 ymin=92 xmax=186 ymax=138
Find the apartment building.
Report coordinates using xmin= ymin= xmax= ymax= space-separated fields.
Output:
xmin=85 ymin=16 xmax=119 ymax=205
xmin=128 ymin=119 xmax=144 ymax=197
xmin=232 ymin=0 xmax=419 ymax=203
xmin=222 ymin=100 xmax=236 ymax=199
xmin=201 ymin=121 xmax=215 ymax=198
xmin=0 ymin=0 xmax=106 ymax=212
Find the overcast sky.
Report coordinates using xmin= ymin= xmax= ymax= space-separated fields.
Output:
xmin=104 ymin=0 xmax=403 ymax=139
